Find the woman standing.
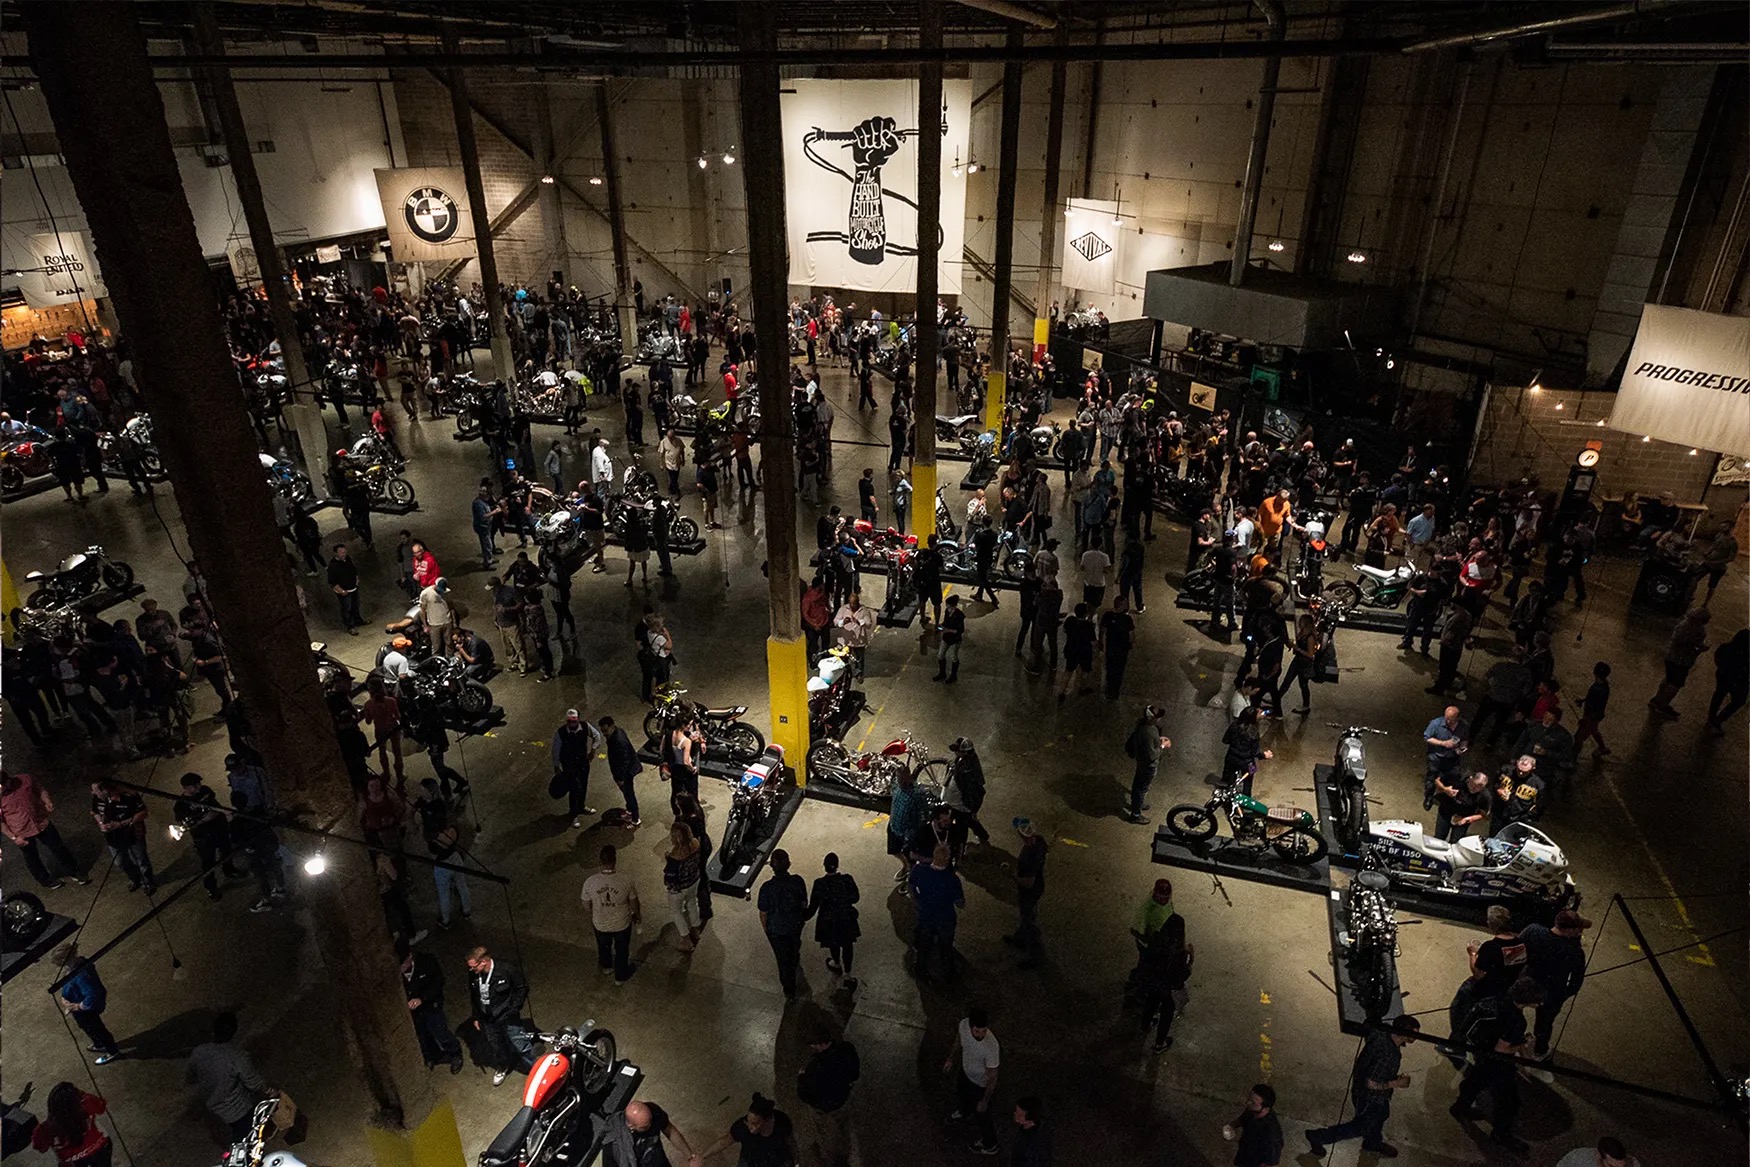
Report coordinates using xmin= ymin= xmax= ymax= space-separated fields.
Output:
xmin=663 ymin=822 xmax=703 ymax=952
xmin=664 ymin=716 xmax=702 ymax=804
xmin=807 ymin=852 xmax=862 ymax=989
xmin=671 ymin=791 xmax=713 ymax=924
xmin=1220 ymin=706 xmax=1272 ymax=795
xmin=31 ymin=1083 xmax=111 ymax=1167
xmin=1274 ymin=614 xmax=1324 ymax=716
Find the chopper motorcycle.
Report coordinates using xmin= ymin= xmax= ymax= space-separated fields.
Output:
xmin=805 ymin=730 xmax=946 ymax=800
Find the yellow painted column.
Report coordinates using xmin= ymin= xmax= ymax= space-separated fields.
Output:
xmin=1032 ymin=316 xmax=1050 ymax=365
xmin=367 ymin=1096 xmax=466 ymax=1167
xmin=911 ymin=459 xmax=937 ymax=544
xmin=767 ymin=634 xmax=811 ymax=784
xmin=1 ymin=559 xmax=17 ymax=645
xmin=984 ymin=369 xmax=1006 ymax=439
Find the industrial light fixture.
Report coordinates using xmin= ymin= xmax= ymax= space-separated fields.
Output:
xmin=1642 ymin=435 xmax=1651 ymax=442
xmin=168 ymin=822 xmax=186 ymax=842
xmin=1346 ymin=251 xmax=1367 ymax=264
xmin=1555 ymin=402 xmax=1564 ymax=410
xmin=1689 ymin=448 xmax=1699 ymax=456
xmin=722 ymin=150 xmax=736 ymax=165
xmin=951 ymin=149 xmax=962 ymax=178
xmin=697 ymin=156 xmax=708 ymax=169
xmin=1385 ymin=358 xmax=1395 ymax=370
xmin=1267 ymin=240 xmax=1285 ymax=253
xmin=588 ymin=176 xmax=603 ymax=186
xmin=540 ymin=174 xmax=556 ymax=185
xmin=1595 ymin=419 xmax=1606 ymax=427
xmin=966 ymin=160 xmax=982 ymax=174
xmin=1527 ymin=368 xmax=1543 ymax=391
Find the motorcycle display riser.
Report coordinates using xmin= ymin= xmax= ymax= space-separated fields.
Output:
xmin=876 ymin=600 xmax=918 ymax=629
xmin=958 ymin=468 xmax=998 ymax=491
xmin=1326 ymin=883 xmax=1406 ymax=1035
xmin=801 ymin=778 xmax=892 ymax=814
xmin=602 ymin=531 xmax=707 ymax=557
xmin=856 ymin=556 xmax=1023 ymax=592
xmin=0 ymin=910 xmax=78 ymax=985
xmin=1151 ymin=826 xmax=1334 ymax=897
xmin=439 ymin=706 xmax=508 ymax=736
xmin=1311 ymin=765 xmax=1561 ymax=928
xmin=302 ymin=496 xmax=421 ymax=517
xmin=936 ymin=446 xmax=1067 ymax=473
xmin=706 ymin=783 xmax=804 ymax=897
xmin=3 ymin=467 xmax=169 ymax=504
xmin=30 ymin=582 xmax=146 ymax=618
xmin=1170 ymin=589 xmax=1433 ymax=636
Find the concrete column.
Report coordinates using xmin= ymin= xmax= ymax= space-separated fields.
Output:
xmin=26 ymin=0 xmax=434 ymax=1129
xmin=1230 ymin=4 xmax=1285 ymax=288
xmin=737 ymin=2 xmax=808 ymax=776
xmin=442 ymin=28 xmax=515 ymax=380
xmin=910 ymin=0 xmax=943 ymax=546
xmin=532 ymin=83 xmax=569 ymax=286
xmin=191 ymin=7 xmax=330 ymax=485
xmin=597 ymin=83 xmax=639 ymax=359
xmin=1032 ymin=43 xmax=1068 ymax=364
xmin=985 ymin=31 xmax=1024 ymax=437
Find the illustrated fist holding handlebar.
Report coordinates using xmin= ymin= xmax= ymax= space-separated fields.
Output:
xmin=850 ymin=116 xmax=902 ymax=170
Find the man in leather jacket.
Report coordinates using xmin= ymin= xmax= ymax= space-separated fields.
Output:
xmin=465 ymin=947 xmax=535 ymax=1085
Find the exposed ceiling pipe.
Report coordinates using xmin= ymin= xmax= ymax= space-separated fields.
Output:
xmin=1400 ymin=0 xmax=1689 ymax=54
xmin=1230 ymin=0 xmax=1285 ymax=288
xmin=952 ymin=0 xmax=1057 ymax=30
xmin=1544 ymin=41 xmax=1750 ymax=61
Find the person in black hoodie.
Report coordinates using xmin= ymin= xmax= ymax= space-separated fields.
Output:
xmin=400 ymin=939 xmax=463 ymax=1073
xmin=796 ymin=1026 xmax=861 ymax=1167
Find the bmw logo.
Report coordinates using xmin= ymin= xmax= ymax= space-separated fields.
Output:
xmin=404 ymin=186 xmax=460 ymax=244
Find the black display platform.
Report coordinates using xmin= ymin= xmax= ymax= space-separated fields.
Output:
xmin=856 ymin=557 xmax=1022 ymax=592
xmin=1313 ymin=763 xmax=1365 ymax=869
xmin=448 ymin=707 xmax=508 ymax=736
xmin=1 ymin=475 xmax=61 ymax=504
xmin=876 ymin=601 xmax=918 ymax=629
xmin=570 ymin=1060 xmax=644 ymax=1167
xmin=1150 ymin=828 xmax=1332 ymax=896
xmin=1327 ymin=881 xmax=1405 ymax=1035
xmin=958 ymin=469 xmax=997 ymax=491
xmin=1170 ymin=590 xmax=1423 ymax=635
xmin=707 ymin=784 xmax=804 ymax=896
xmin=632 ymin=742 xmax=748 ymax=781
xmin=2 ymin=911 xmax=79 ymax=984
xmin=937 ymin=445 xmax=1065 ymax=472
xmin=802 ymin=779 xmax=891 ymax=813
xmin=602 ymin=531 xmax=708 ymax=557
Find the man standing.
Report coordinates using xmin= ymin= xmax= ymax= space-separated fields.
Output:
xmin=1421 ymin=706 xmax=1469 ymax=811
xmin=600 ymin=716 xmax=642 ymax=825
xmin=1427 ymin=602 xmax=1474 ymax=697
xmin=1305 ymin=1016 xmax=1420 ymax=1159
xmin=1224 ymin=1084 xmax=1282 ymax=1167
xmin=551 ymin=709 xmax=605 ymax=829
xmin=1122 ymin=705 xmax=1172 ymax=825
xmin=1006 ymin=817 xmax=1048 ymax=968
xmin=418 ymin=578 xmax=456 ymax=657
xmin=581 ymin=845 xmax=640 ymax=985
xmin=1 ymin=770 xmax=88 ymax=888
xmin=465 ymin=947 xmax=534 ymax=1086
xmin=327 ymin=543 xmax=363 ymax=634
xmin=1519 ymin=910 xmax=1590 ymax=1065
xmin=910 ymin=844 xmax=966 ymax=979
xmin=692 ymin=1094 xmax=798 ymax=1167
xmin=186 ymin=1013 xmax=270 ymax=1140
xmin=1432 ymin=771 xmax=1491 ymax=842
xmin=90 ymin=779 xmax=155 ymax=894
xmin=796 ymin=1025 xmax=861 ymax=1167
xmin=1098 ymin=595 xmax=1137 ymax=700
xmin=173 ymin=772 xmax=241 ymax=901
xmin=1450 ymin=975 xmax=1542 ymax=1152
xmin=471 ymin=484 xmax=498 ymax=569
xmin=54 ymin=943 xmax=122 ymax=1064
xmin=606 ymin=1099 xmax=696 ymax=1167
xmin=857 ymin=467 xmax=879 ymax=525
xmin=943 ymin=1006 xmax=1002 ymax=1156
xmin=400 ymin=939 xmax=464 ymax=1073
xmin=757 ymin=849 xmax=809 ymax=998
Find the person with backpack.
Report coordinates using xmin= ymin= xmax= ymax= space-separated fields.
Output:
xmin=1122 ymin=704 xmax=1172 ymax=824
xmin=1449 ymin=974 xmax=1543 ymax=1152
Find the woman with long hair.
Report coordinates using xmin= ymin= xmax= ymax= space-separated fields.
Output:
xmin=31 ymin=1083 xmax=110 ymax=1167
xmin=1274 ymin=613 xmax=1324 ymax=716
xmin=663 ymin=822 xmax=703 ymax=952
xmin=669 ymin=791 xmax=713 ymax=924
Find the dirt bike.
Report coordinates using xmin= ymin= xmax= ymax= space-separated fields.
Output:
xmin=24 ymin=546 xmax=135 ymax=609
xmin=718 ymin=747 xmax=786 ymax=869
xmin=643 ymin=684 xmax=765 ymax=764
xmin=1321 ymin=562 xmax=1414 ymax=618
xmin=478 ymin=1024 xmax=618 ymax=1167
xmin=805 ymin=730 xmax=946 ymax=799
xmin=1164 ymin=780 xmax=1328 ymax=865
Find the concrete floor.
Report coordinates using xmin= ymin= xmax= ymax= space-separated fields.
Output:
xmin=3 ymin=353 xmax=1746 ymax=1167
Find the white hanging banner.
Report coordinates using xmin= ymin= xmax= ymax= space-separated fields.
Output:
xmin=1062 ymin=199 xmax=1121 ymax=295
xmin=780 ymin=79 xmax=970 ymax=295
xmin=1607 ymin=304 xmax=1750 ymax=456
xmin=16 ymin=231 xmax=108 ymax=308
xmin=227 ymin=240 xmax=262 ymax=285
xmin=374 ymin=167 xmax=476 ymax=264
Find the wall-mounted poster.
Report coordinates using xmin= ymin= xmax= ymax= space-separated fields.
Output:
xmin=374 ymin=167 xmax=476 ymax=264
xmin=780 ymin=79 xmax=971 ymax=294
xmin=1062 ymin=199 xmax=1121 ymax=295
xmin=1188 ymin=381 xmax=1218 ymax=412
xmin=16 ymin=231 xmax=107 ymax=308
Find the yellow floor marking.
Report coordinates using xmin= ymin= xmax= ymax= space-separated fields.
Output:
xmin=1057 ymin=837 xmax=1089 ymax=848
xmin=862 ymin=814 xmax=889 ymax=829
xmin=1259 ymin=990 xmax=1275 ymax=1080
xmin=1595 ymin=762 xmax=1716 ymax=968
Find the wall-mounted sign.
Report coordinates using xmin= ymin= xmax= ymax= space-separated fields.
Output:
xmin=1607 ymin=304 xmax=1750 ymax=456
xmin=227 ymin=241 xmax=261 ymax=284
xmin=374 ymin=167 xmax=476 ymax=263
xmin=16 ymin=231 xmax=107 ymax=308
xmin=1062 ymin=198 xmax=1120 ymax=295
xmin=1188 ymin=381 xmax=1218 ymax=412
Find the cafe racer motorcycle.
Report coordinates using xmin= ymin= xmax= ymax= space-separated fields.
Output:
xmin=479 ymin=1024 xmax=619 ymax=1167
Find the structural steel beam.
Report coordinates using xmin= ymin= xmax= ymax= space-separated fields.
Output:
xmin=443 ymin=26 xmax=515 ymax=379
xmin=1032 ymin=32 xmax=1068 ymax=359
xmin=985 ymin=28 xmax=1024 ymax=436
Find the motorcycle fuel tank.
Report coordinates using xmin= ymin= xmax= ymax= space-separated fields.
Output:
xmin=523 ymin=1052 xmax=572 ymax=1110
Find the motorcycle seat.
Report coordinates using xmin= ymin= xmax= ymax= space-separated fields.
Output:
xmin=1354 ymin=563 xmax=1404 ymax=582
xmin=936 ymin=414 xmax=976 ymax=427
xmin=480 ymin=1106 xmax=536 ymax=1167
xmin=706 ymin=705 xmax=749 ymax=717
xmin=1420 ymin=836 xmax=1456 ymax=855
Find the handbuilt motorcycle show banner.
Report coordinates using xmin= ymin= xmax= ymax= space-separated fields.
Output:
xmin=1607 ymin=304 xmax=1750 ymax=456
xmin=374 ymin=167 xmax=476 ymax=264
xmin=1061 ymin=198 xmax=1121 ymax=295
xmin=780 ymin=79 xmax=971 ymax=295
xmin=16 ymin=231 xmax=107 ymax=308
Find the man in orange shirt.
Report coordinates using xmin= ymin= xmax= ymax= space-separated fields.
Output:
xmin=1257 ymin=487 xmax=1293 ymax=560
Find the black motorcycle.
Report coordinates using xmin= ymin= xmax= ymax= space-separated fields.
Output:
xmin=1155 ymin=473 xmax=1214 ymax=523
xmin=3 ymin=889 xmax=50 ymax=947
xmin=1343 ymin=847 xmax=1400 ymax=1021
xmin=1330 ymin=723 xmax=1384 ymax=853
xmin=24 ymin=546 xmax=135 ymax=609
xmin=397 ymin=655 xmax=493 ymax=721
xmin=642 ymin=684 xmax=765 ymax=764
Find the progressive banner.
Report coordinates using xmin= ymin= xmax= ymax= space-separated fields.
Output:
xmin=1607 ymin=304 xmax=1750 ymax=456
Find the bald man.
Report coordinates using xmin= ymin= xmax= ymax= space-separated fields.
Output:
xmin=605 ymin=1100 xmax=694 ymax=1167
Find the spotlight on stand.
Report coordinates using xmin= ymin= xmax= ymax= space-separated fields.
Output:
xmin=1267 ymin=240 xmax=1285 ymax=252
xmin=588 ymin=176 xmax=603 ymax=186
xmin=697 ymin=156 xmax=708 ymax=170
xmin=1346 ymin=251 xmax=1367 ymax=264
xmin=167 ymin=823 xmax=186 ymax=842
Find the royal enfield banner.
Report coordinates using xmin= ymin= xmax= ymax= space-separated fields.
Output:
xmin=1607 ymin=304 xmax=1750 ymax=456
xmin=374 ymin=167 xmax=476 ymax=264
xmin=1061 ymin=199 xmax=1121 ymax=295
xmin=16 ymin=231 xmax=107 ymax=308
xmin=780 ymin=79 xmax=971 ymax=295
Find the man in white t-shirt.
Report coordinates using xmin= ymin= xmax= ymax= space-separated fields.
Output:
xmin=1232 ymin=509 xmax=1256 ymax=555
xmin=1080 ymin=546 xmax=1112 ymax=610
xmin=1554 ymin=1137 xmax=1639 ymax=1167
xmin=943 ymin=1007 xmax=1001 ymax=1155
xmin=580 ymin=844 xmax=640 ymax=984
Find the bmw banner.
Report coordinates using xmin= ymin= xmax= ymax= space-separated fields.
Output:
xmin=1061 ymin=199 xmax=1120 ymax=295
xmin=374 ymin=167 xmax=476 ymax=263
xmin=1607 ymin=304 xmax=1750 ymax=457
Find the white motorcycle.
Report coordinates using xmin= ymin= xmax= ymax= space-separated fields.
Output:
xmin=216 ymin=1095 xmax=306 ymax=1167
xmin=1364 ymin=819 xmax=1579 ymax=907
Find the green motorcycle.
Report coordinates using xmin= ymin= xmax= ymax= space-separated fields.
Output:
xmin=1164 ymin=781 xmax=1328 ymax=865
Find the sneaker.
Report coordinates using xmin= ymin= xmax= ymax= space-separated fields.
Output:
xmin=970 ymin=1141 xmax=998 ymax=1156
xmin=628 ymin=817 xmax=642 ymax=827
xmin=843 ymin=977 xmax=859 ymax=990
xmin=492 ymin=1070 xmax=508 ymax=1087
xmin=69 ymin=875 xmax=91 ymax=886
xmin=93 ymin=1053 xmax=119 ymax=1066
xmin=408 ymin=930 xmax=430 ymax=945
xmin=249 ymin=899 xmax=274 ymax=913
xmin=1151 ymin=1036 xmax=1173 ymax=1052
xmin=42 ymin=880 xmax=65 ymax=890
xmin=449 ymin=1058 xmax=465 ymax=1075
xmin=581 ymin=806 xmax=598 ymax=815
xmin=571 ymin=817 xmax=585 ymax=829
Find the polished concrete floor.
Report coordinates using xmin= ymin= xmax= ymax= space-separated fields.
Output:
xmin=3 ymin=353 xmax=1745 ymax=1167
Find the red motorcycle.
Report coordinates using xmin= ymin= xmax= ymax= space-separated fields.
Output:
xmin=1 ymin=426 xmax=53 ymax=493
xmin=479 ymin=1025 xmax=617 ymax=1167
xmin=805 ymin=730 xmax=946 ymax=799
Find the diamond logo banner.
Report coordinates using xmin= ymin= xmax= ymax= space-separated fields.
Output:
xmin=1062 ymin=199 xmax=1120 ymax=294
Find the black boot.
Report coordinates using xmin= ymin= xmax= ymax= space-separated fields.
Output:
xmin=933 ymin=666 xmax=947 ymax=682
xmin=948 ymin=664 xmax=959 ymax=683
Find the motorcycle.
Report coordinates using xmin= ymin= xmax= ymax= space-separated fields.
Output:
xmin=934 ymin=413 xmax=981 ymax=443
xmin=1164 ymin=779 xmax=1328 ymax=865
xmin=216 ymin=1094 xmax=307 ymax=1167
xmin=643 ymin=683 xmax=765 ymax=764
xmin=347 ymin=432 xmax=405 ymax=474
xmin=934 ymin=487 xmax=961 ymax=541
xmin=99 ymin=415 xmax=164 ymax=477
xmin=513 ymin=375 xmax=567 ymax=418
xmin=333 ymin=452 xmax=417 ymax=507
xmin=24 ymin=546 xmax=135 ymax=609
xmin=1363 ymin=819 xmax=1579 ymax=907
xmin=260 ymin=452 xmax=316 ymax=506
xmin=1342 ymin=848 xmax=1400 ymax=1021
xmin=1321 ymin=562 xmax=1415 ymax=617
xmin=397 ymin=654 xmax=493 ymax=721
xmin=447 ymin=376 xmax=487 ymax=437
xmin=992 ymin=527 xmax=1033 ymax=581
xmin=310 ymin=641 xmax=357 ymax=695
xmin=1291 ymin=511 xmax=1333 ymax=602
xmin=806 ymin=646 xmax=859 ymax=739
xmin=478 ymin=1024 xmax=619 ymax=1167
xmin=718 ymin=747 xmax=786 ymax=868
xmin=805 ymin=730 xmax=946 ymax=799
xmin=0 ymin=424 xmax=54 ymax=492
xmin=3 ymin=889 xmax=50 ymax=948
xmin=1329 ymin=724 xmax=1385 ymax=854
xmin=1154 ymin=473 xmax=1214 ymax=523
xmin=880 ymin=545 xmax=918 ymax=619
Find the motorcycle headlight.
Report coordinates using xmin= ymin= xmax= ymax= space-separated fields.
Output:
xmin=168 ymin=823 xmax=186 ymax=842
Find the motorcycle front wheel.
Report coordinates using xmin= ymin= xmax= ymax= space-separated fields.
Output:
xmin=1271 ymin=825 xmax=1329 ymax=865
xmin=141 ymin=451 xmax=164 ymax=476
xmin=1 ymin=465 xmax=22 ymax=493
xmin=457 ymin=681 xmax=492 ymax=717
xmin=456 ymin=413 xmax=480 ymax=437
xmin=805 ymin=740 xmax=856 ymax=789
xmin=719 ymin=805 xmax=749 ymax=866
xmin=671 ymin=517 xmax=701 ymax=544
xmin=1165 ymin=805 xmax=1218 ymax=841
xmin=386 ymin=477 xmax=416 ymax=507
xmin=642 ymin=711 xmax=666 ymax=744
xmin=100 ymin=562 xmax=135 ymax=593
xmin=914 ymin=758 xmax=949 ymax=804
xmin=25 ymin=588 xmax=56 ymax=611
xmin=712 ymin=720 xmax=765 ymax=764
xmin=1001 ymin=548 xmax=1031 ymax=582
xmin=3 ymin=891 xmax=48 ymax=946
xmin=1321 ymin=580 xmax=1362 ymax=615
xmin=576 ymin=1028 xmax=618 ymax=1095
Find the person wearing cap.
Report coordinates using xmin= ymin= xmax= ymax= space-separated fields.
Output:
xmin=1131 ymin=879 xmax=1176 ymax=954
xmin=1305 ymin=1015 xmax=1420 ymax=1159
xmin=1449 ymin=974 xmax=1541 ymax=1152
xmin=380 ymin=637 xmax=415 ymax=680
xmin=1005 ymin=818 xmax=1049 ymax=969
xmin=945 ymin=738 xmax=991 ymax=845
xmin=418 ymin=577 xmax=455 ymax=657
xmin=1121 ymin=704 xmax=1172 ymax=824
xmin=688 ymin=1092 xmax=797 ymax=1167
xmin=552 ymin=710 xmax=605 ymax=829
xmin=1517 ymin=910 xmax=1590 ymax=1063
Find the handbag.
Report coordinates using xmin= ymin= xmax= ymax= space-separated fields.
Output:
xmin=1313 ymin=639 xmax=1340 ymax=684
xmin=547 ymin=770 xmax=569 ymax=800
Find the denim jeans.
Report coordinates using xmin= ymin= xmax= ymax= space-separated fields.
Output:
xmin=433 ymin=864 xmax=472 ymax=925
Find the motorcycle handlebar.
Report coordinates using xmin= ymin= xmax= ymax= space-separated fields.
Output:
xmin=1326 ymin=723 xmax=1386 ymax=735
